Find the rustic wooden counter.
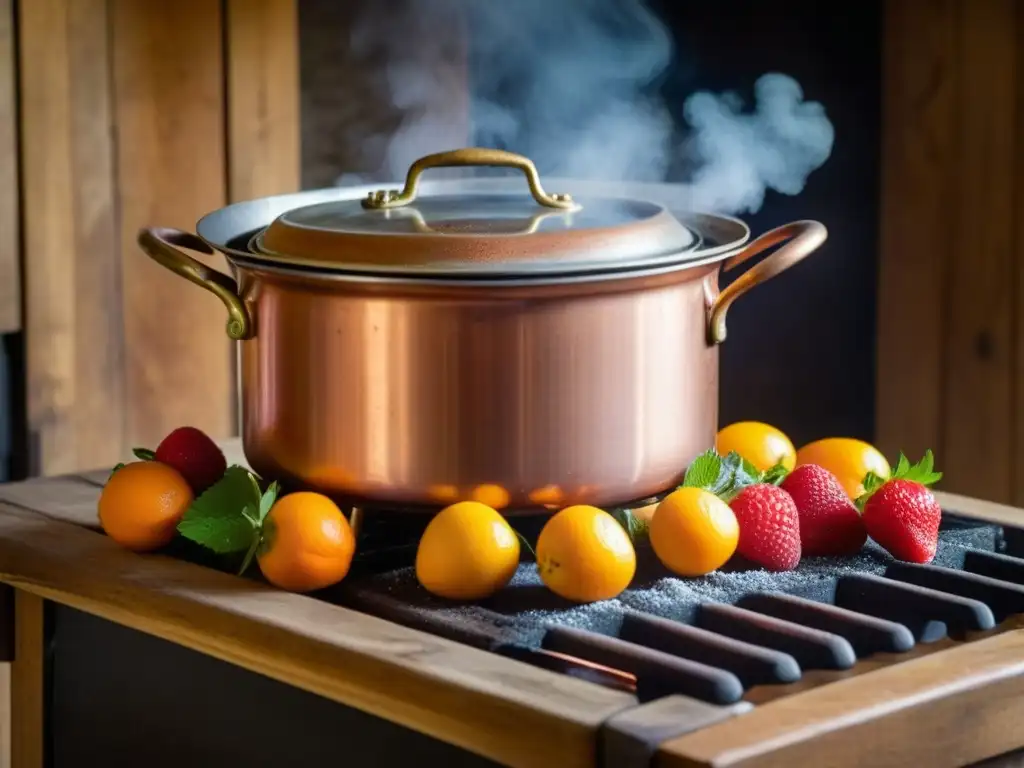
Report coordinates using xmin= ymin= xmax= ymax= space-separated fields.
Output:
xmin=4 ymin=440 xmax=1024 ymax=768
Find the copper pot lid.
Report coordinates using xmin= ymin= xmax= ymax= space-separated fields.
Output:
xmin=249 ymin=148 xmax=700 ymax=278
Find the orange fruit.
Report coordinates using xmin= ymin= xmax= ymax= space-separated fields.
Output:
xmin=536 ymin=505 xmax=636 ymax=603
xmin=257 ymin=492 xmax=356 ymax=593
xmin=795 ymin=438 xmax=891 ymax=499
xmin=716 ymin=421 xmax=797 ymax=472
xmin=649 ymin=487 xmax=739 ymax=577
xmin=415 ymin=501 xmax=520 ymax=600
xmin=98 ymin=461 xmax=194 ymax=552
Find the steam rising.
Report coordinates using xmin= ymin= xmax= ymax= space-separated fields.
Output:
xmin=338 ymin=0 xmax=834 ymax=215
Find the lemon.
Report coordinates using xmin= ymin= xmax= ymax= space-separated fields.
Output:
xmin=415 ymin=501 xmax=520 ymax=600
xmin=716 ymin=421 xmax=797 ymax=472
xmin=536 ymin=505 xmax=636 ymax=603
xmin=649 ymin=487 xmax=739 ymax=577
xmin=796 ymin=438 xmax=891 ymax=499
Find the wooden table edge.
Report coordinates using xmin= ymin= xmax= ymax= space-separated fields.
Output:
xmin=654 ymin=618 xmax=1024 ymax=768
xmin=0 ymin=498 xmax=638 ymax=768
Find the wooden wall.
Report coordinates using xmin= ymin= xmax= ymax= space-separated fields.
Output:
xmin=877 ymin=0 xmax=1024 ymax=504
xmin=9 ymin=0 xmax=299 ymax=477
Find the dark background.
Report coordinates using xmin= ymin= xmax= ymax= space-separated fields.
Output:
xmin=653 ymin=0 xmax=881 ymax=447
xmin=43 ymin=1 xmax=883 ymax=765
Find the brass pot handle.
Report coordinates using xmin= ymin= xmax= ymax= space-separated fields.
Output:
xmin=361 ymin=147 xmax=576 ymax=211
xmin=137 ymin=228 xmax=253 ymax=341
xmin=708 ymin=220 xmax=827 ymax=345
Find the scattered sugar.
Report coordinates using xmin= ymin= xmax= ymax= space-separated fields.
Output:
xmin=343 ymin=522 xmax=1001 ymax=650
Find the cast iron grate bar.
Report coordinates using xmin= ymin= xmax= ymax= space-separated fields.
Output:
xmin=735 ymin=592 xmax=916 ymax=657
xmin=618 ymin=611 xmax=802 ymax=687
xmin=541 ymin=625 xmax=744 ymax=705
xmin=962 ymin=549 xmax=1024 ymax=587
xmin=695 ymin=603 xmax=857 ymax=671
xmin=883 ymin=562 xmax=1024 ymax=624
xmin=835 ymin=573 xmax=994 ymax=636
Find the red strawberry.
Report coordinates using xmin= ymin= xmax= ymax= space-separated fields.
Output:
xmin=729 ymin=484 xmax=801 ymax=571
xmin=858 ymin=451 xmax=943 ymax=564
xmin=152 ymin=427 xmax=227 ymax=494
xmin=780 ymin=464 xmax=867 ymax=556
xmin=862 ymin=480 xmax=941 ymax=564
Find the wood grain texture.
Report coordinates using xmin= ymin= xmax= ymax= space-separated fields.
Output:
xmin=0 ymin=0 xmax=18 ymax=335
xmin=1014 ymin=6 xmax=1024 ymax=508
xmin=10 ymin=592 xmax=43 ymax=768
xmin=110 ymin=0 xmax=235 ymax=449
xmin=18 ymin=0 xmax=125 ymax=476
xmin=657 ymin=628 xmax=1024 ymax=768
xmin=225 ymin=0 xmax=300 ymax=201
xmin=875 ymin=0 xmax=957 ymax=465
xmin=942 ymin=0 xmax=1017 ymax=502
xmin=0 ymin=501 xmax=635 ymax=768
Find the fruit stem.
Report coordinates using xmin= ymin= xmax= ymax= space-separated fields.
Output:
xmin=238 ymin=532 xmax=261 ymax=577
xmin=515 ymin=531 xmax=536 ymax=560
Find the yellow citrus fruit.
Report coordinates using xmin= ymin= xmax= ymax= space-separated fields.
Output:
xmin=536 ymin=505 xmax=636 ymax=603
xmin=649 ymin=487 xmax=739 ymax=577
xmin=416 ymin=501 xmax=520 ymax=600
xmin=257 ymin=492 xmax=356 ymax=593
xmin=795 ymin=438 xmax=891 ymax=499
xmin=98 ymin=461 xmax=194 ymax=552
xmin=716 ymin=421 xmax=797 ymax=472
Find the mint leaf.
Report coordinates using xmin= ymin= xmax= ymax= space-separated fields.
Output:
xmin=728 ymin=452 xmax=762 ymax=489
xmin=760 ymin=462 xmax=790 ymax=486
xmin=133 ymin=447 xmax=156 ymax=461
xmin=611 ymin=508 xmax=649 ymax=540
xmin=177 ymin=465 xmax=262 ymax=554
xmin=178 ymin=512 xmax=256 ymax=555
xmin=681 ymin=450 xmax=722 ymax=490
xmin=259 ymin=481 xmax=280 ymax=523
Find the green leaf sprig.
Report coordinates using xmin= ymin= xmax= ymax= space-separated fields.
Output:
xmin=856 ymin=450 xmax=942 ymax=510
xmin=680 ymin=449 xmax=789 ymax=502
xmin=175 ymin=465 xmax=279 ymax=576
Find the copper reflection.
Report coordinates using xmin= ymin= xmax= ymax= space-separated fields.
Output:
xmin=239 ymin=266 xmax=721 ymax=512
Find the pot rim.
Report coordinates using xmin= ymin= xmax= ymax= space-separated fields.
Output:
xmin=198 ymin=182 xmax=753 ymax=286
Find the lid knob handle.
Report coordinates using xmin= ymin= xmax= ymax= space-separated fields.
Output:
xmin=361 ymin=148 xmax=577 ymax=211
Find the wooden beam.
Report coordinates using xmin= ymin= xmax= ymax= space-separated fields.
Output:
xmin=875 ymin=0 xmax=957 ymax=469
xmin=0 ymin=0 xmax=18 ymax=335
xmin=110 ymin=0 xmax=235 ymax=448
xmin=225 ymin=0 xmax=301 ymax=202
xmin=18 ymin=0 xmax=124 ymax=476
xmin=10 ymin=592 xmax=44 ymax=768
xmin=942 ymin=0 xmax=1017 ymax=502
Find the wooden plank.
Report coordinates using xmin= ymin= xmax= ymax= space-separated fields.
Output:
xmin=10 ymin=592 xmax=44 ymax=768
xmin=0 ymin=475 xmax=101 ymax=530
xmin=0 ymin=502 xmax=634 ymax=768
xmin=0 ymin=0 xmax=18 ymax=334
xmin=1014 ymin=3 xmax=1024 ymax=508
xmin=657 ymin=628 xmax=1024 ymax=768
xmin=110 ymin=0 xmax=235 ymax=449
xmin=225 ymin=0 xmax=300 ymax=201
xmin=600 ymin=698 xmax=750 ymax=768
xmin=935 ymin=489 xmax=1024 ymax=528
xmin=875 ymin=0 xmax=957 ymax=464
xmin=18 ymin=0 xmax=124 ymax=476
xmin=941 ymin=0 xmax=1017 ymax=502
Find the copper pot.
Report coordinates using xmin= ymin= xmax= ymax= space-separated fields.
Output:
xmin=139 ymin=148 xmax=826 ymax=512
